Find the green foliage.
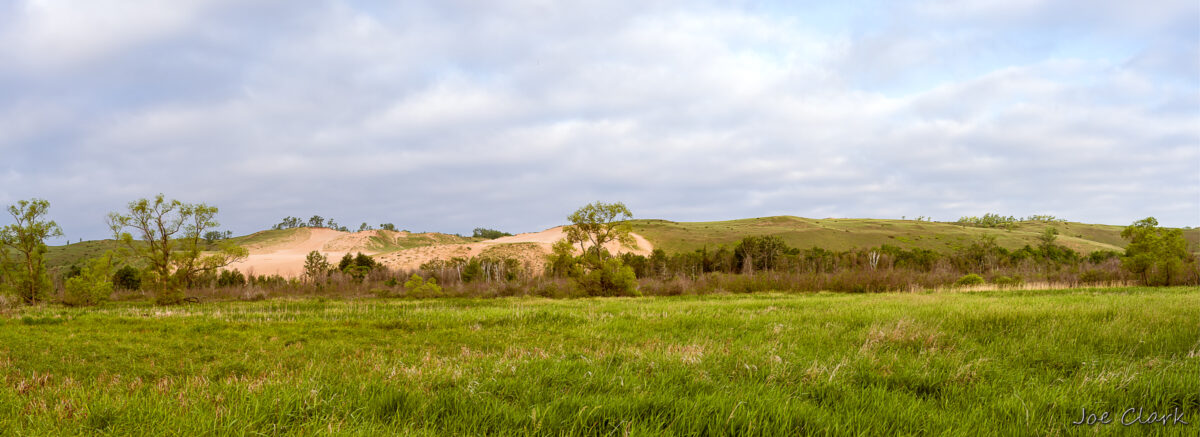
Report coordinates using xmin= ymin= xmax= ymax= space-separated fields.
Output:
xmin=472 ymin=228 xmax=513 ymax=239
xmin=956 ymin=213 xmax=1018 ymax=230
xmin=0 ymin=198 xmax=63 ymax=304
xmin=575 ymin=258 xmax=639 ymax=297
xmin=733 ymin=235 xmax=790 ymax=273
xmin=1036 ymin=227 xmax=1058 ymax=250
xmin=564 ymin=201 xmax=634 ymax=259
xmin=545 ymin=239 xmax=581 ymax=277
xmin=154 ymin=286 xmax=186 ymax=306
xmin=1121 ymin=217 xmax=1193 ymax=285
xmin=1024 ymin=214 xmax=1066 ymax=223
xmin=953 ymin=273 xmax=985 ymax=287
xmin=339 ymin=252 xmax=377 ymax=281
xmin=379 ymin=223 xmax=396 ymax=231
xmin=217 ymin=270 xmax=247 ymax=287
xmin=991 ymin=275 xmax=1023 ymax=288
xmin=1087 ymin=250 xmax=1119 ymax=264
xmin=111 ymin=265 xmax=142 ymax=291
xmin=403 ymin=274 xmax=442 ymax=297
xmin=107 ymin=194 xmax=248 ymax=300
xmin=303 ymin=251 xmax=332 ymax=283
xmin=62 ymin=254 xmax=114 ymax=306
xmin=202 ymin=230 xmax=232 ymax=244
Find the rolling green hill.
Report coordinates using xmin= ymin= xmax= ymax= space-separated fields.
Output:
xmin=629 ymin=216 xmax=1200 ymax=255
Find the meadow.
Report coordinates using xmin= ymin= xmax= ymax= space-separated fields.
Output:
xmin=2 ymin=286 xmax=1197 ymax=435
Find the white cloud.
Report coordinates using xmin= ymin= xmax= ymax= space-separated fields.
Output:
xmin=0 ymin=0 xmax=1196 ymax=242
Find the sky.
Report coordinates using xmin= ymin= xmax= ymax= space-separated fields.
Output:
xmin=1 ymin=0 xmax=1197 ymax=243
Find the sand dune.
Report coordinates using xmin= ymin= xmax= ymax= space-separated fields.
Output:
xmin=228 ymin=226 xmax=653 ymax=278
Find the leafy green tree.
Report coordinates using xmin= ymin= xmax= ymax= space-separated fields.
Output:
xmin=379 ymin=223 xmax=396 ymax=231
xmin=545 ymin=239 xmax=581 ymax=277
xmin=107 ymin=194 xmax=248 ymax=303
xmin=1037 ymin=227 xmax=1058 ymax=251
xmin=112 ymin=265 xmax=142 ymax=291
xmin=339 ymin=252 xmax=377 ymax=281
xmin=0 ymin=198 xmax=63 ymax=304
xmin=1121 ymin=217 xmax=1192 ymax=285
xmin=564 ymin=201 xmax=634 ymax=259
xmin=63 ymin=253 xmax=114 ymax=306
xmin=472 ymin=228 xmax=513 ymax=239
xmin=303 ymin=251 xmax=332 ymax=282
xmin=216 ymin=269 xmax=247 ymax=287
xmin=308 ymin=215 xmax=325 ymax=228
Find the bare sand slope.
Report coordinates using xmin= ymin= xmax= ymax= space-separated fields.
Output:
xmin=376 ymin=226 xmax=652 ymax=272
xmin=229 ymin=226 xmax=653 ymax=278
xmin=227 ymin=227 xmax=370 ymax=278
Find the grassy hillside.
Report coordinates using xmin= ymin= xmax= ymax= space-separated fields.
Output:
xmin=366 ymin=231 xmax=478 ymax=252
xmin=2 ymin=287 xmax=1196 ymax=434
xmin=630 ymin=216 xmax=1200 ymax=255
xmin=227 ymin=228 xmax=306 ymax=248
xmin=40 ymin=240 xmax=129 ymax=271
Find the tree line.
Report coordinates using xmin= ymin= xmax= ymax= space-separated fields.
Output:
xmin=1 ymin=195 xmax=247 ymax=306
xmin=2 ymin=198 xmax=1195 ymax=307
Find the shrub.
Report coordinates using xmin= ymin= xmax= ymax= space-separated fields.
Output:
xmin=575 ymin=258 xmax=639 ymax=297
xmin=112 ymin=266 xmax=142 ymax=290
xmin=954 ymin=274 xmax=985 ymax=287
xmin=472 ymin=228 xmax=513 ymax=239
xmin=63 ymin=256 xmax=113 ymax=307
xmin=992 ymin=275 xmax=1023 ymax=288
xmin=404 ymin=274 xmax=443 ymax=298
xmin=217 ymin=269 xmax=247 ymax=287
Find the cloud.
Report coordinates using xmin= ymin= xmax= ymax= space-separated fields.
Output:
xmin=0 ymin=0 xmax=1196 ymax=243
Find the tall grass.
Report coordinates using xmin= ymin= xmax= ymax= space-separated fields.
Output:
xmin=1 ymin=287 xmax=1197 ymax=435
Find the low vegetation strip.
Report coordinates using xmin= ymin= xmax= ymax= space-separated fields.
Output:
xmin=2 ymin=286 xmax=1197 ymax=435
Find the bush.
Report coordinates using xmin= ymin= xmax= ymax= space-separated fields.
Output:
xmin=575 ymin=258 xmax=639 ymax=297
xmin=992 ymin=275 xmax=1023 ymax=288
xmin=404 ymin=274 xmax=443 ymax=298
xmin=112 ymin=266 xmax=142 ymax=290
xmin=954 ymin=273 xmax=985 ymax=287
xmin=472 ymin=228 xmax=513 ymax=239
xmin=217 ymin=269 xmax=247 ymax=287
xmin=63 ymin=256 xmax=113 ymax=307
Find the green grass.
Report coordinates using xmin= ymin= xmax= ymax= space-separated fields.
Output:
xmin=629 ymin=216 xmax=1200 ymax=255
xmin=40 ymin=239 xmax=128 ymax=271
xmin=2 ymin=287 xmax=1197 ymax=435
xmin=228 ymin=228 xmax=307 ymax=248
xmin=367 ymin=232 xmax=478 ymax=252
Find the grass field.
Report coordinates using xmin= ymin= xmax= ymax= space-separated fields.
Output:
xmin=628 ymin=216 xmax=1200 ymax=255
xmin=2 ymin=287 xmax=1197 ymax=435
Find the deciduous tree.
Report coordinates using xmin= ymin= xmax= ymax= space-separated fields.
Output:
xmin=564 ymin=201 xmax=635 ymax=259
xmin=0 ymin=198 xmax=63 ymax=304
xmin=107 ymin=194 xmax=248 ymax=302
xmin=303 ymin=250 xmax=331 ymax=282
xmin=1121 ymin=217 xmax=1192 ymax=285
